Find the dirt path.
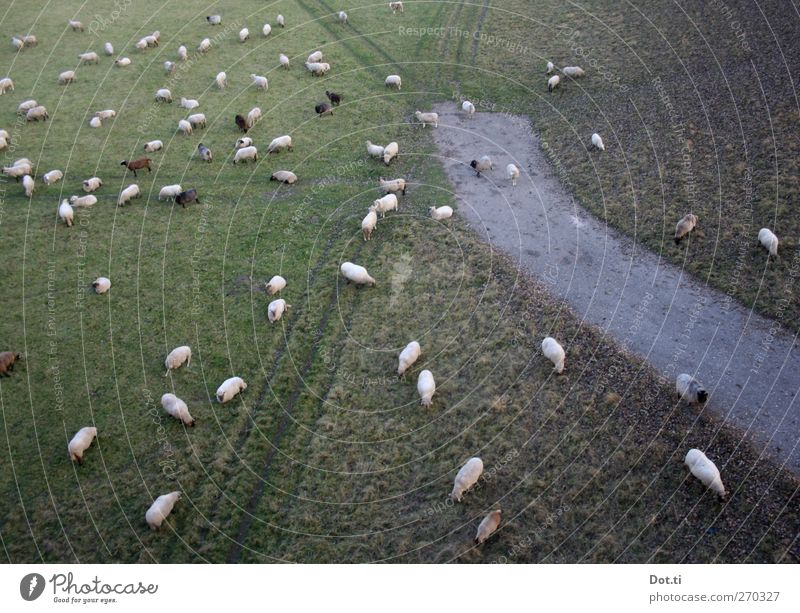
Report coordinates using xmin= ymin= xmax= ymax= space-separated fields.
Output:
xmin=430 ymin=104 xmax=800 ymax=474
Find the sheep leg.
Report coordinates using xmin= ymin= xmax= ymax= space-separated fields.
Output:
xmin=132 ymin=169 xmax=137 ymax=177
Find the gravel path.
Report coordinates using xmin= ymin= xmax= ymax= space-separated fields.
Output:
xmin=430 ymin=103 xmax=800 ymax=474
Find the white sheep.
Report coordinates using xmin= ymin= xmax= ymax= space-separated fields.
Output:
xmin=475 ymin=510 xmax=501 ymax=544
xmin=22 ymin=175 xmax=34 ymax=197
xmin=58 ymin=70 xmax=76 ymax=84
xmin=135 ymin=39 xmax=147 ymax=51
xmin=546 ymin=61 xmax=554 ymax=74
xmin=340 ymin=262 xmax=376 ymax=286
xmin=263 ymin=24 xmax=273 ymax=37
xmin=239 ymin=28 xmax=249 ymax=42
xmin=68 ymin=426 xmax=97 ymax=464
xmin=92 ymin=277 xmax=111 ymax=293
xmin=415 ymin=111 xmax=439 ymax=128
xmin=22 ymin=34 xmax=36 ymax=46
xmin=267 ymin=135 xmax=293 ymax=153
xmin=59 ymin=199 xmax=74 ymax=227
xmin=43 ymin=170 xmax=63 ymax=185
xmin=236 ymin=137 xmax=253 ymax=149
xmin=161 ymin=393 xmax=196 ymax=427
xmin=95 ymin=109 xmax=116 ymax=119
xmin=155 ymin=88 xmax=172 ymax=103
xmin=4 ymin=160 xmax=32 ymax=178
xmin=383 ymin=142 xmax=399 ymax=165
xmin=390 ymin=2 xmax=405 ymax=14
xmin=17 ymin=99 xmax=37 ymax=114
xmin=0 ymin=77 xmax=13 ymax=94
xmin=0 ymin=136 xmax=6 ymax=151
xmin=12 ymin=36 xmax=24 ymax=51
xmin=26 ymin=105 xmax=48 ymax=121
xmin=83 ymin=177 xmax=102 ymax=192
xmin=197 ymin=37 xmax=211 ymax=53
xmin=548 ymin=74 xmax=560 ymax=92
xmin=307 ymin=50 xmax=323 ymax=63
xmin=266 ymin=275 xmax=286 ymax=294
xmin=506 ymin=163 xmax=520 ymax=186
xmin=758 ymin=228 xmax=779 ymax=258
xmin=385 ymin=74 xmax=402 ymax=89
xmin=362 ymin=210 xmax=378 ymax=241
xmin=144 ymin=139 xmax=163 ymax=153
xmin=250 ymin=74 xmax=268 ymax=90
xmin=397 ymin=341 xmax=421 ymax=377
xmin=279 ymin=53 xmax=289 ymax=69
xmin=216 ymin=376 xmax=247 ymax=403
xmin=104 ymin=42 xmax=113 ymax=55
xmin=78 ymin=51 xmax=98 ymax=64
xmin=68 ymin=20 xmax=84 ymax=32
xmin=461 ymin=100 xmax=475 ymax=116
xmin=178 ymin=119 xmax=193 ymax=135
xmin=268 ymin=298 xmax=290 ymax=323
xmin=305 ymin=62 xmax=330 ymax=76
xmin=145 ymin=491 xmax=181 ymax=530
xmin=277 ymin=14 xmax=285 ymax=27
xmin=158 ymin=184 xmax=182 ymax=200
xmin=114 ymin=57 xmax=131 ymax=67
xmin=89 ymin=116 xmax=102 ymax=128
xmin=379 ymin=176 xmax=406 ymax=195
xmin=366 ymin=140 xmax=385 ymax=158
xmin=470 ymin=156 xmax=492 ymax=176
xmin=591 ymin=133 xmax=605 ymax=151
xmin=177 ymin=45 xmax=188 ymax=60
xmin=233 ymin=146 xmax=258 ymax=164
xmin=417 ymin=369 xmax=436 ymax=407
xmin=339 ymin=11 xmax=348 ymax=24
xmin=676 ymin=373 xmax=708 ymax=406
xmin=674 ymin=213 xmax=698 ymax=244
xmin=215 ymin=71 xmax=227 ymax=89
xmin=69 ymin=194 xmax=96 ymax=208
xmin=541 ymin=336 xmax=565 ymax=373
xmin=430 ymin=206 xmax=453 ymax=220
xmin=117 ymin=183 xmax=140 ymax=206
xmin=164 ymin=60 xmax=175 ymax=74
xmin=563 ymin=66 xmax=586 ymax=77
xmin=180 ymin=97 xmax=199 ymax=110
xmin=370 ymin=193 xmax=398 ymax=218
xmin=207 ymin=14 xmax=221 ymax=25
xmin=164 ymin=346 xmax=191 ymax=375
xmin=246 ymin=107 xmax=262 ymax=129
xmin=270 ymin=170 xmax=297 ymax=184
xmin=685 ymin=449 xmax=726 ymax=498
xmin=451 ymin=457 xmax=483 ymax=501
xmin=187 ymin=113 xmax=207 ymax=128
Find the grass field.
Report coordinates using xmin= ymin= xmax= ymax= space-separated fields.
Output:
xmin=0 ymin=1 xmax=797 ymax=563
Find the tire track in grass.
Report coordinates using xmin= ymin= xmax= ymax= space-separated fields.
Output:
xmin=469 ymin=1 xmax=492 ymax=65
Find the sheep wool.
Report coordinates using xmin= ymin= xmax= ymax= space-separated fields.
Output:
xmin=451 ymin=457 xmax=483 ymax=502
xmin=270 ymin=170 xmax=297 ymax=184
xmin=233 ymin=146 xmax=258 ymax=164
xmin=78 ymin=51 xmax=98 ymax=63
xmin=475 ymin=510 xmax=502 ymax=544
xmin=118 ymin=184 xmax=140 ymax=206
xmin=279 ymin=53 xmax=289 ymax=69
xmin=541 ymin=336 xmax=565 ymax=373
xmin=239 ymin=28 xmax=249 ymax=42
xmin=17 ymin=99 xmax=37 ymax=114
xmin=178 ymin=119 xmax=192 ymax=135
xmin=546 ymin=61 xmax=554 ymax=74
xmin=43 ymin=170 xmax=63 ymax=185
xmin=89 ymin=117 xmax=102 ymax=128
xmin=339 ymin=11 xmax=348 ymax=24
xmin=340 ymin=262 xmax=376 ymax=286
xmin=397 ymin=341 xmax=421 ymax=376
xmin=158 ymin=184 xmax=182 ymax=200
xmin=58 ymin=70 xmax=76 ymax=85
xmin=215 ymin=71 xmax=227 ymax=89
xmin=385 ymin=74 xmax=402 ymax=89
xmin=415 ymin=111 xmax=439 ymax=128
xmin=180 ymin=97 xmax=199 ymax=110
xmin=236 ymin=137 xmax=253 ymax=149
xmin=68 ymin=426 xmax=97 ymax=464
xmin=430 ymin=206 xmax=453 ymax=221
xmin=114 ymin=57 xmax=131 ymax=67
xmin=307 ymin=51 xmax=323 ymax=63
xmin=591 ymin=133 xmax=605 ymax=151
xmin=83 ymin=177 xmax=102 ymax=192
xmin=0 ymin=77 xmax=13 ymax=94
xmin=758 ymin=228 xmax=779 ymax=257
xmin=563 ymin=66 xmax=586 ymax=77
xmin=155 ymin=88 xmax=172 ymax=102
xmin=26 ymin=105 xmax=48 ymax=121
xmin=277 ymin=14 xmax=285 ymax=27
xmin=95 ymin=109 xmax=116 ymax=119
xmin=370 ymin=193 xmax=398 ymax=218
xmin=506 ymin=163 xmax=520 ymax=186
xmin=383 ymin=142 xmax=399 ymax=165
xmin=390 ymin=2 xmax=405 ymax=13
xmin=164 ymin=346 xmax=191 ymax=375
xmin=268 ymin=298 xmax=290 ymax=323
xmin=251 ymin=74 xmax=268 ymax=90
xmin=461 ymin=100 xmax=475 ymax=116
xmin=264 ymin=24 xmax=273 ymax=37
xmin=69 ymin=20 xmax=84 ymax=31
xmin=22 ymin=175 xmax=34 ymax=197
xmin=104 ymin=42 xmax=113 ymax=55
xmin=161 ymin=393 xmax=195 ymax=427
xmin=144 ymin=140 xmax=163 ymax=153
xmin=246 ymin=107 xmax=262 ymax=129
xmin=676 ymin=374 xmax=708 ymax=406
xmin=267 ymin=135 xmax=293 ymax=153
xmin=417 ymin=369 xmax=436 ymax=407
xmin=266 ymin=275 xmax=286 ymax=294
xmin=470 ymin=156 xmax=492 ymax=176
xmin=197 ymin=38 xmax=211 ymax=52
xmin=59 ymin=200 xmax=74 ymax=227
xmin=188 ymin=113 xmax=207 ymax=128
xmin=674 ymin=214 xmax=698 ymax=244
xmin=69 ymin=194 xmax=97 ymax=208
xmin=178 ymin=45 xmax=188 ymax=61
xmin=145 ymin=491 xmax=181 ymax=530
xmin=366 ymin=141 xmax=385 ymax=158
xmin=216 ymin=376 xmax=247 ymax=403
xmin=92 ymin=277 xmax=111 ymax=294
xmin=685 ymin=449 xmax=726 ymax=497
xmin=379 ymin=177 xmax=406 ymax=195
xmin=362 ymin=210 xmax=378 ymax=241
xmin=548 ymin=74 xmax=560 ymax=92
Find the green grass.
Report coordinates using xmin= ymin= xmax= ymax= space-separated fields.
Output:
xmin=0 ymin=0 xmax=797 ymax=563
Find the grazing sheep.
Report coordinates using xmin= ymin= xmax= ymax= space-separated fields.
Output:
xmin=265 ymin=275 xmax=286 ymax=294
xmin=339 ymin=11 xmax=348 ymax=24
xmin=548 ymin=74 xmax=561 ymax=92
xmin=175 ymin=188 xmax=199 ymax=208
xmin=340 ymin=262 xmax=376 ymax=286
xmin=215 ymin=71 xmax=227 ymax=89
xmin=23 ymin=34 xmax=37 ymax=46
xmin=305 ymin=62 xmax=330 ymax=76
xmin=307 ymin=50 xmax=323 ymax=63
xmin=268 ymin=298 xmax=290 ymax=323
xmin=26 ymin=105 xmax=48 ymax=121
xmin=11 ymin=37 xmax=24 ymax=51
xmin=277 ymin=14 xmax=285 ymax=27
xmin=461 ymin=100 xmax=475 ymax=116
xmin=164 ymin=60 xmax=175 ymax=74
xmin=385 ymin=74 xmax=402 ymax=89
xmin=366 ymin=141 xmax=384 ymax=158
xmin=135 ymin=38 xmax=147 ymax=51
xmin=177 ymin=45 xmax=188 ymax=60
xmin=216 ymin=376 xmax=247 ymax=403
xmin=43 ymin=170 xmax=63 ymax=185
xmin=239 ymin=28 xmax=249 ymax=42
xmin=89 ymin=116 xmax=102 ymax=128
xmin=68 ymin=427 xmax=97 ymax=464
xmin=415 ymin=111 xmax=439 ymax=128
xmin=397 ymin=341 xmax=421 ymax=377
xmin=68 ymin=20 xmax=84 ymax=32
xmin=178 ymin=119 xmax=193 ymax=135
xmin=315 ymin=102 xmax=333 ymax=117
xmin=270 ymin=170 xmax=297 ymax=184
xmin=234 ymin=114 xmax=248 ymax=133
xmin=145 ymin=491 xmax=181 ymax=530
xmin=267 ymin=135 xmax=293 ymax=153
xmin=145 ymin=34 xmax=158 ymax=47
xmin=469 ymin=156 xmax=492 ymax=176
xmin=104 ymin=42 xmax=114 ymax=55
xmin=674 ymin=213 xmax=698 ymax=244
xmin=685 ymin=449 xmax=726 ymax=498
xmin=506 ymin=163 xmax=520 ymax=186
xmin=370 ymin=193 xmax=398 ymax=218
xmin=69 ymin=194 xmax=96 ymax=208
xmin=164 ymin=346 xmax=191 ymax=375
xmin=92 ymin=277 xmax=111 ymax=293
xmin=83 ymin=177 xmax=102 ymax=192
xmin=591 ymin=133 xmax=605 ymax=151
xmin=117 ymin=184 xmax=140 ymax=206
xmin=251 ymin=74 xmax=268 ymax=90
xmin=676 ymin=374 xmax=708 ymax=406
xmin=390 ymin=2 xmax=405 ymax=13
xmin=95 ymin=109 xmax=116 ymax=119
xmin=379 ymin=176 xmax=406 ymax=195
xmin=144 ymin=140 xmax=163 ymax=153
xmin=326 ymin=90 xmax=343 ymax=106
xmin=196 ymin=143 xmax=212 ymax=163
xmin=59 ymin=199 xmax=74 ymax=226
xmin=246 ymin=107 xmax=262 ymax=129
xmin=197 ymin=37 xmax=211 ymax=53
xmin=207 ymin=15 xmax=221 ymax=25
xmin=114 ymin=57 xmax=131 ymax=67
xmin=362 ymin=210 xmax=378 ymax=241
xmin=563 ymin=66 xmax=586 ymax=77
xmin=279 ymin=53 xmax=289 ymax=69
xmin=161 ymin=393 xmax=195 ymax=427
xmin=475 ymin=510 xmax=502 ymax=544
xmin=0 ymin=137 xmax=6 ymax=151
xmin=233 ymin=146 xmax=258 ymax=164
xmin=58 ymin=70 xmax=76 ymax=84
xmin=4 ymin=160 xmax=32 ymax=178
xmin=0 ymin=351 xmax=22 ymax=376
xmin=383 ymin=141 xmax=399 ymax=165
xmin=430 ymin=206 xmax=453 ymax=220
xmin=158 ymin=184 xmax=182 ymax=200
xmin=78 ymin=51 xmax=98 ymax=63
xmin=187 ymin=113 xmax=207 ymax=128
xmin=546 ymin=60 xmax=554 ymax=74
xmin=236 ymin=137 xmax=253 ymax=149
xmin=541 ymin=336 xmax=565 ymax=373
xmin=155 ymin=88 xmax=172 ymax=103
xmin=263 ymin=24 xmax=273 ymax=37
xmin=0 ymin=77 xmax=13 ymax=94
xmin=17 ymin=99 xmax=37 ymax=114
xmin=180 ymin=97 xmax=199 ymax=110
xmin=120 ymin=158 xmax=151 ymax=177
xmin=417 ymin=370 xmax=436 ymax=406
xmin=22 ymin=175 xmax=34 ymax=197
xmin=451 ymin=457 xmax=483 ymax=501
xmin=758 ymin=227 xmax=779 ymax=258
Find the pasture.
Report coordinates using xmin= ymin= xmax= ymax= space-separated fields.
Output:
xmin=0 ymin=1 xmax=797 ymax=563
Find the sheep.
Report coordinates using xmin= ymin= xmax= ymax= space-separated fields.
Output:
xmin=385 ymin=74 xmax=402 ymax=89
xmin=68 ymin=427 xmax=97 ymax=464
xmin=59 ymin=200 xmax=74 ymax=226
xmin=164 ymin=345 xmax=191 ymax=375
xmin=197 ymin=38 xmax=211 ymax=53
xmin=591 ymin=133 xmax=605 ymax=151
xmin=155 ymin=88 xmax=172 ymax=103
xmin=117 ymin=184 xmax=140 ymax=206
xmin=362 ymin=209 xmax=377 ymax=241
xmin=233 ymin=114 xmax=248 ymax=133
xmin=43 ymin=170 xmax=63 ymax=185
xmin=758 ymin=228 xmax=779 ymax=258
xmin=188 ymin=113 xmax=207 ymax=128
xmin=158 ymin=184 xmax=182 ymax=201
xmin=0 ymin=136 xmax=6 ymax=151
xmin=134 ymin=37 xmax=147 ymax=50
xmin=164 ymin=60 xmax=175 ymax=74
xmin=114 ymin=57 xmax=131 ymax=67
xmin=548 ymin=74 xmax=561 ymax=92
xmin=180 ymin=97 xmax=199 ymax=110
xmin=104 ymin=42 xmax=114 ymax=55
xmin=676 ymin=373 xmax=708 ymax=406
xmin=417 ymin=370 xmax=436 ymax=406
xmin=315 ymin=102 xmax=333 ymax=117
xmin=196 ymin=143 xmax=212 ymax=163
xmin=397 ymin=341 xmax=421 ymax=377
xmin=562 ymin=66 xmax=586 ymax=78
xmin=674 ymin=213 xmax=698 ymax=244
xmin=4 ymin=160 xmax=32 ymax=178
xmin=340 ymin=262 xmax=376 ymax=286
xmin=470 ymin=156 xmax=492 ymax=176
xmin=277 ymin=14 xmax=285 ymax=27
xmin=265 ymin=275 xmax=286 ymax=294
xmin=390 ymin=2 xmax=405 ymax=13
xmin=216 ymin=376 xmax=247 ymax=403
xmin=383 ymin=142 xmax=399 ymax=165
xmin=251 ymin=74 xmax=268 ymax=90
xmin=215 ymin=71 xmax=227 ymax=89
xmin=233 ymin=146 xmax=258 ymax=164
xmin=144 ymin=35 xmax=158 ymax=48
xmin=68 ymin=20 xmax=85 ymax=32
xmin=461 ymin=100 xmax=475 ymax=116
xmin=17 ymin=99 xmax=37 ymax=114
xmin=161 ymin=393 xmax=195 ymax=427
xmin=22 ymin=34 xmax=37 ymax=46
xmin=370 ymin=193 xmax=398 ymax=218
xmin=12 ymin=37 xmax=24 ymax=51
xmin=92 ymin=277 xmax=111 ymax=293
xmin=451 ymin=457 xmax=483 ymax=501
xmin=239 ymin=27 xmax=249 ymax=42
xmin=151 ymin=31 xmax=160 ymax=43
xmin=506 ymin=163 xmax=520 ymax=186
xmin=263 ymin=24 xmax=273 ymax=37
xmin=0 ymin=77 xmax=14 ymax=94
xmin=546 ymin=60 xmax=554 ymax=74
xmin=144 ymin=140 xmax=163 ymax=153
xmin=58 ymin=70 xmax=76 ymax=85
xmin=89 ymin=116 xmax=103 ymax=128
xmin=120 ymin=158 xmax=151 ymax=177
xmin=475 ymin=510 xmax=502 ymax=544
xmin=207 ymin=15 xmax=221 ymax=25
xmin=178 ymin=119 xmax=193 ymax=135
xmin=430 ymin=206 xmax=453 ymax=220
xmin=0 ymin=351 xmax=21 ymax=376
xmin=177 ymin=45 xmax=188 ymax=61
xmin=26 ymin=105 xmax=48 ymax=121
xmin=78 ymin=51 xmax=99 ymax=64
xmin=366 ymin=141 xmax=385 ymax=158
xmin=95 ymin=109 xmax=116 ymax=119
xmin=307 ymin=50 xmax=323 ymax=63
xmin=326 ymin=90 xmax=343 ymax=106
xmin=268 ymin=298 xmax=290 ymax=323
xmin=415 ymin=111 xmax=439 ymax=128
xmin=83 ymin=177 xmax=102 ymax=192
xmin=175 ymin=188 xmax=199 ymax=208
xmin=246 ymin=107 xmax=262 ymax=129
xmin=279 ymin=53 xmax=289 ymax=69
xmin=235 ymin=137 xmax=253 ymax=149
xmin=270 ymin=170 xmax=297 ymax=184
xmin=541 ymin=336 xmax=565 ymax=373
xmin=685 ymin=449 xmax=726 ymax=498
xmin=267 ymin=135 xmax=293 ymax=153
xmin=305 ymin=62 xmax=330 ymax=76
xmin=339 ymin=11 xmax=348 ymax=24
xmin=69 ymin=194 xmax=96 ymax=208
xmin=22 ymin=175 xmax=34 ymax=197
xmin=145 ymin=491 xmax=181 ymax=530
xmin=379 ymin=177 xmax=406 ymax=195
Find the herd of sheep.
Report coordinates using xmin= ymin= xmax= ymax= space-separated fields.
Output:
xmin=0 ymin=1 xmax=741 ymax=547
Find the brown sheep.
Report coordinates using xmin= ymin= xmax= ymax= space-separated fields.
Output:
xmin=120 ymin=158 xmax=151 ymax=177
xmin=315 ymin=102 xmax=333 ymax=117
xmin=325 ymin=90 xmax=343 ymax=106
xmin=0 ymin=351 xmax=21 ymax=376
xmin=175 ymin=188 xmax=199 ymax=208
xmin=235 ymin=114 xmax=248 ymax=132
